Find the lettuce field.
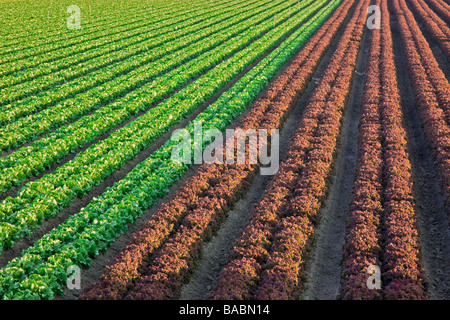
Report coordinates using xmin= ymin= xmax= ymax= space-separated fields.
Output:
xmin=0 ymin=0 xmax=449 ymax=300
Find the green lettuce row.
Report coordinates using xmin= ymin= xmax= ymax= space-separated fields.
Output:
xmin=0 ymin=0 xmax=222 ymax=72
xmin=0 ymin=0 xmax=170 ymax=47
xmin=0 ymin=0 xmax=339 ymax=299
xmin=0 ymin=0 xmax=183 ymax=62
xmin=0 ymin=0 xmax=269 ymax=130
xmin=0 ymin=0 xmax=295 ymax=191
xmin=0 ymin=0 xmax=317 ymax=253
xmin=0 ymin=0 xmax=248 ymax=101
xmin=0 ymin=0 xmax=189 ymax=70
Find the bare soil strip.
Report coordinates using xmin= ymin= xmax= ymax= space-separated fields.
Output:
xmin=389 ymin=0 xmax=450 ymax=299
xmin=301 ymin=8 xmax=372 ymax=301
xmin=179 ymin=0 xmax=360 ymax=300
xmin=177 ymin=155 xmax=274 ymax=300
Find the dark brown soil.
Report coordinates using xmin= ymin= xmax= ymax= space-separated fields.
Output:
xmin=304 ymin=0 xmax=450 ymax=300
xmin=177 ymin=158 xmax=273 ymax=300
xmin=302 ymin=7 xmax=371 ymax=299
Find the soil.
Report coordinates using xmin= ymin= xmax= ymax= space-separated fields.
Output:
xmin=178 ymin=161 xmax=272 ymax=300
xmin=302 ymin=8 xmax=370 ymax=299
xmin=303 ymin=0 xmax=450 ymax=300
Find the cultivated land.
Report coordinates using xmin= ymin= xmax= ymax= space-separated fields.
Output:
xmin=0 ymin=0 xmax=449 ymax=300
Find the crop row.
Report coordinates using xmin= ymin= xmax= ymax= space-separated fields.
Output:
xmin=212 ymin=0 xmax=369 ymax=300
xmin=80 ymin=163 xmax=234 ymax=300
xmin=0 ymin=0 xmax=251 ymax=102
xmin=0 ymin=0 xmax=337 ymax=300
xmin=339 ymin=0 xmax=427 ymax=300
xmin=80 ymin=0 xmax=349 ymax=300
xmin=0 ymin=0 xmax=298 ymax=197
xmin=408 ymin=0 xmax=450 ymax=58
xmin=393 ymin=0 xmax=450 ymax=218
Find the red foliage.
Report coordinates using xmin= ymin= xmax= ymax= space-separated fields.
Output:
xmin=214 ymin=0 xmax=371 ymax=300
xmin=425 ymin=0 xmax=450 ymax=24
xmin=340 ymin=0 xmax=427 ymax=300
xmin=80 ymin=165 xmax=226 ymax=299
xmin=408 ymin=0 xmax=450 ymax=60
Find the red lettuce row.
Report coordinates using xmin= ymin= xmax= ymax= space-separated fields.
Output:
xmin=424 ymin=0 xmax=450 ymax=23
xmin=408 ymin=0 xmax=450 ymax=58
xmin=80 ymin=165 xmax=228 ymax=299
xmin=213 ymin=0 xmax=371 ymax=300
xmin=393 ymin=0 xmax=450 ymax=220
xmin=340 ymin=0 xmax=426 ymax=300
xmin=80 ymin=0 xmax=350 ymax=300
xmin=121 ymin=164 xmax=255 ymax=299
xmin=339 ymin=0 xmax=388 ymax=300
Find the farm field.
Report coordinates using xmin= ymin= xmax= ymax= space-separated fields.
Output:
xmin=0 ymin=0 xmax=449 ymax=301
